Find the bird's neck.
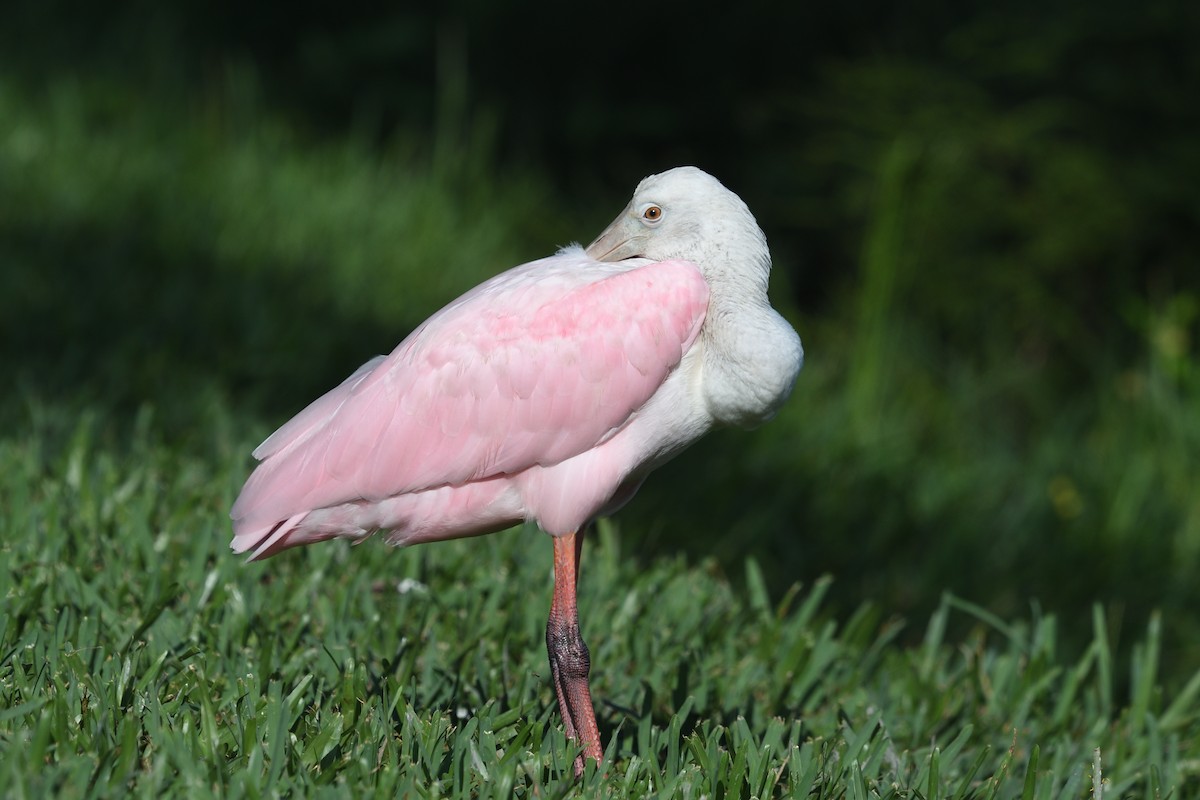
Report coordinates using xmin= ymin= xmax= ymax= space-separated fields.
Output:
xmin=702 ymin=245 xmax=772 ymax=309
xmin=697 ymin=245 xmax=801 ymax=429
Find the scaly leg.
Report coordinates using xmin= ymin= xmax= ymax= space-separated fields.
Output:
xmin=546 ymin=529 xmax=603 ymax=777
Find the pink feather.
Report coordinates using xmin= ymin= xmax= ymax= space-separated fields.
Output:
xmin=231 ymin=247 xmax=709 ymax=560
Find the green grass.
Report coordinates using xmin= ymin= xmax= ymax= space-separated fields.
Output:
xmin=1 ymin=407 xmax=1198 ymax=797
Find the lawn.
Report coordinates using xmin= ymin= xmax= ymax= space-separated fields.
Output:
xmin=1 ymin=405 xmax=1197 ymax=797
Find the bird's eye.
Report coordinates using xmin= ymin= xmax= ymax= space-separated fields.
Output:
xmin=641 ymin=204 xmax=663 ymax=224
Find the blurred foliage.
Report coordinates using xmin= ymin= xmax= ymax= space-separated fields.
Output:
xmin=2 ymin=0 xmax=1199 ymax=687
xmin=0 ymin=77 xmax=555 ymax=431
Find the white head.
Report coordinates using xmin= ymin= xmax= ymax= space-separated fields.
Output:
xmin=586 ymin=167 xmax=771 ymax=293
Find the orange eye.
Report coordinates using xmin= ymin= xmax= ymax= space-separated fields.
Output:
xmin=642 ymin=205 xmax=662 ymax=221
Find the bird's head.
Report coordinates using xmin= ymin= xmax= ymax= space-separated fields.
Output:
xmin=585 ymin=166 xmax=770 ymax=288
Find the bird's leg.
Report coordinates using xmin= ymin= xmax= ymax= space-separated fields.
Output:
xmin=546 ymin=529 xmax=603 ymax=777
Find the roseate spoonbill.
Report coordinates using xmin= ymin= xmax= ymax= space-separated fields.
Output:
xmin=230 ymin=166 xmax=803 ymax=776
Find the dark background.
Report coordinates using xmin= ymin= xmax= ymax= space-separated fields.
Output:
xmin=3 ymin=1 xmax=1198 ymax=682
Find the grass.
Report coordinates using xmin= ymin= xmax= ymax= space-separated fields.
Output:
xmin=1 ymin=406 xmax=1198 ymax=797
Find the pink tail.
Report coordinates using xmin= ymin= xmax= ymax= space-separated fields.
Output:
xmin=231 ymin=511 xmax=314 ymax=561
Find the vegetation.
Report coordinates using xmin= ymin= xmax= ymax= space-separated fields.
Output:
xmin=2 ymin=409 xmax=1197 ymax=796
xmin=2 ymin=1 xmax=1198 ymax=795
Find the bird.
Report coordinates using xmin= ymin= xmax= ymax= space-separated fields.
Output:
xmin=230 ymin=166 xmax=804 ymax=777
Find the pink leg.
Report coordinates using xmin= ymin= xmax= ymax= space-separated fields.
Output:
xmin=546 ymin=530 xmax=603 ymax=777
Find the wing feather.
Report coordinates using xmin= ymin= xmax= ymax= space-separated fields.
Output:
xmin=231 ymin=247 xmax=708 ymax=539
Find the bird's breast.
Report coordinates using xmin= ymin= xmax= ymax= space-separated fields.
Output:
xmin=700 ymin=304 xmax=803 ymax=429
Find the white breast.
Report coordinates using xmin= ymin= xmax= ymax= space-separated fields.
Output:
xmin=700 ymin=299 xmax=804 ymax=429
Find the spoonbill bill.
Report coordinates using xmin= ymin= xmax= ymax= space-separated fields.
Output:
xmin=230 ymin=166 xmax=804 ymax=776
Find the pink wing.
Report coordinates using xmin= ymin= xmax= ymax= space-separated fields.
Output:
xmin=231 ymin=247 xmax=709 ymax=554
